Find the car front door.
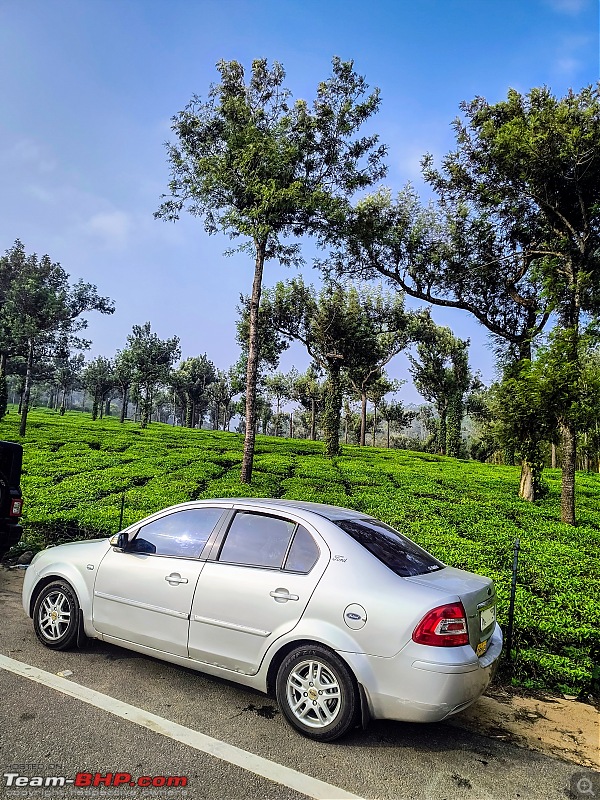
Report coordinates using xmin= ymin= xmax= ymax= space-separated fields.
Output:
xmin=188 ymin=510 xmax=328 ymax=674
xmin=93 ymin=506 xmax=227 ymax=656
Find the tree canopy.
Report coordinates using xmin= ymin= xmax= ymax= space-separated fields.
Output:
xmin=156 ymin=57 xmax=386 ymax=480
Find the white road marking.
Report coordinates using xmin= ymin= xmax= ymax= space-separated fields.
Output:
xmin=0 ymin=653 xmax=364 ymax=800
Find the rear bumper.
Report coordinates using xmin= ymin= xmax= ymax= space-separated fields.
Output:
xmin=344 ymin=624 xmax=503 ymax=723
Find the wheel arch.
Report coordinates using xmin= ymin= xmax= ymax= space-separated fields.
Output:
xmin=28 ymin=566 xmax=92 ymax=624
xmin=266 ymin=639 xmax=371 ymax=730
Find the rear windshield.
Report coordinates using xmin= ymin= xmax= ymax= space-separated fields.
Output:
xmin=334 ymin=518 xmax=444 ymax=577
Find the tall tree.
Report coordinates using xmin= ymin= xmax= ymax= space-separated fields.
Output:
xmin=207 ymin=366 xmax=243 ymax=431
xmin=264 ymin=370 xmax=297 ymax=436
xmin=293 ymin=365 xmax=324 ymax=441
xmin=421 ymin=86 xmax=600 ymax=523
xmin=378 ymin=398 xmax=416 ymax=448
xmin=127 ymin=323 xmax=180 ymax=428
xmin=82 ymin=357 xmax=114 ymax=421
xmin=490 ymin=355 xmax=558 ymax=501
xmin=409 ymin=324 xmax=473 ymax=457
xmin=156 ymin=57 xmax=386 ymax=482
xmin=52 ymin=337 xmax=84 ymax=415
xmin=365 ymin=374 xmax=399 ymax=447
xmin=341 ymin=286 xmax=420 ymax=445
xmin=0 ymin=242 xmax=114 ymax=435
xmin=113 ymin=348 xmax=135 ymax=423
xmin=171 ymin=355 xmax=216 ymax=428
xmin=262 ymin=277 xmax=404 ymax=456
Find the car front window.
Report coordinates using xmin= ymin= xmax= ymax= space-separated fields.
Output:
xmin=334 ymin=518 xmax=444 ymax=577
xmin=130 ymin=507 xmax=224 ymax=558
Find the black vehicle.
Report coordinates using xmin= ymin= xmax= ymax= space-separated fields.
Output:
xmin=0 ymin=441 xmax=24 ymax=559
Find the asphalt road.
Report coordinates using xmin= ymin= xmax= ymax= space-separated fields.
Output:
xmin=0 ymin=566 xmax=590 ymax=800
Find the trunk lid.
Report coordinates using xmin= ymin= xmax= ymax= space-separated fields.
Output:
xmin=406 ymin=566 xmax=497 ymax=652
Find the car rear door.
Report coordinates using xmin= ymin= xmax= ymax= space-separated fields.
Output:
xmin=188 ymin=509 xmax=329 ymax=675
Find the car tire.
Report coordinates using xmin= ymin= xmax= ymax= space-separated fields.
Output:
xmin=33 ymin=581 xmax=80 ymax=651
xmin=275 ymin=645 xmax=359 ymax=742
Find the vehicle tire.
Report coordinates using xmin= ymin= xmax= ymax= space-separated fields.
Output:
xmin=275 ymin=645 xmax=359 ymax=742
xmin=33 ymin=581 xmax=80 ymax=650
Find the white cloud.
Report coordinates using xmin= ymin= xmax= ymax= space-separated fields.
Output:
xmin=555 ymin=56 xmax=582 ymax=76
xmin=24 ymin=184 xmax=56 ymax=204
xmin=545 ymin=0 xmax=590 ymax=13
xmin=4 ymin=138 xmax=57 ymax=172
xmin=552 ymin=34 xmax=594 ymax=78
xmin=83 ymin=210 xmax=132 ymax=249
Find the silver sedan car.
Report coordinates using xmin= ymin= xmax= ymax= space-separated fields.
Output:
xmin=23 ymin=498 xmax=502 ymax=741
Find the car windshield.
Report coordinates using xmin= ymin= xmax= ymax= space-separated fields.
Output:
xmin=334 ymin=518 xmax=444 ymax=577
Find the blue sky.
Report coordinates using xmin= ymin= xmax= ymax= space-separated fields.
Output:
xmin=0 ymin=0 xmax=598 ymax=402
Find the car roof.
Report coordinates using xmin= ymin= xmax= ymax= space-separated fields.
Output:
xmin=203 ymin=497 xmax=367 ymax=521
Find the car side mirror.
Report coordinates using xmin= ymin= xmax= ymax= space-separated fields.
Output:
xmin=109 ymin=532 xmax=130 ymax=551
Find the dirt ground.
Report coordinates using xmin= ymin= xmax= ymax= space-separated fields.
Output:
xmin=452 ymin=682 xmax=599 ymax=770
xmin=2 ymin=565 xmax=598 ymax=770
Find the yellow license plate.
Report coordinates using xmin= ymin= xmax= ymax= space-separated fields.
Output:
xmin=476 ymin=640 xmax=488 ymax=657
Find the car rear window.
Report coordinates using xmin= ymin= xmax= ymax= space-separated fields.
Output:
xmin=334 ymin=518 xmax=444 ymax=577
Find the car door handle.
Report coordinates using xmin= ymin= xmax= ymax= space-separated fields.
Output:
xmin=270 ymin=589 xmax=299 ymax=603
xmin=165 ymin=573 xmax=188 ymax=585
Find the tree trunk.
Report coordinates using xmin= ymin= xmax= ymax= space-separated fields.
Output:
xmin=310 ymin=398 xmax=316 ymax=441
xmin=519 ymin=460 xmax=535 ymax=502
xmin=557 ymin=276 xmax=580 ymax=525
xmin=120 ymin=387 xmax=128 ymax=423
xmin=551 ymin=443 xmax=557 ymax=469
xmin=140 ymin=390 xmax=152 ymax=428
xmin=359 ymin=391 xmax=367 ymax=447
xmin=387 ymin=419 xmax=390 ymax=448
xmin=289 ymin=412 xmax=293 ymax=438
xmin=372 ymin=404 xmax=377 ymax=447
xmin=241 ymin=241 xmax=266 ymax=483
xmin=322 ymin=362 xmax=342 ymax=457
xmin=19 ymin=339 xmax=35 ymax=437
xmin=0 ymin=352 xmax=8 ymax=419
xmin=560 ymin=419 xmax=577 ymax=525
xmin=438 ymin=409 xmax=447 ymax=456
xmin=446 ymin=396 xmax=463 ymax=458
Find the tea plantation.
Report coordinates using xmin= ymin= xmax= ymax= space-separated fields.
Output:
xmin=3 ymin=408 xmax=598 ymax=698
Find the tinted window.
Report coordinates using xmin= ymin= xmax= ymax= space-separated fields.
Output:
xmin=284 ymin=525 xmax=319 ymax=573
xmin=219 ymin=512 xmax=295 ymax=568
xmin=335 ymin=518 xmax=443 ymax=577
xmin=130 ymin=508 xmax=224 ymax=557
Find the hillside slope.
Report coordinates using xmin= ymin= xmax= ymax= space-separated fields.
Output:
xmin=2 ymin=408 xmax=598 ymax=696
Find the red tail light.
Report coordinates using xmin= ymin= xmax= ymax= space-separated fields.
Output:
xmin=10 ymin=498 xmax=23 ymax=517
xmin=412 ymin=602 xmax=469 ymax=647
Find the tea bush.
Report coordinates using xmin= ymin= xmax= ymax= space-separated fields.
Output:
xmin=2 ymin=407 xmax=598 ymax=696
